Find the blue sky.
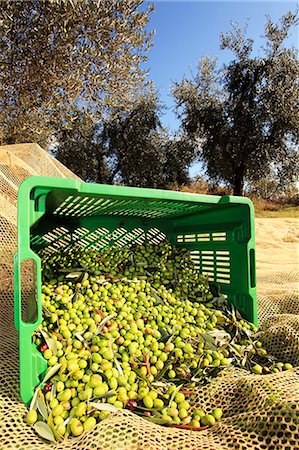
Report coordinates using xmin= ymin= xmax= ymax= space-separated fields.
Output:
xmin=144 ymin=1 xmax=298 ymax=134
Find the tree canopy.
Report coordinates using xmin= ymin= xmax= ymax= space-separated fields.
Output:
xmin=173 ymin=11 xmax=299 ymax=195
xmin=1 ymin=3 xmax=298 ymax=194
xmin=0 ymin=0 xmax=154 ymax=146
xmin=53 ymin=111 xmax=107 ymax=183
xmin=101 ymin=91 xmax=195 ymax=188
xmin=54 ymin=90 xmax=195 ymax=188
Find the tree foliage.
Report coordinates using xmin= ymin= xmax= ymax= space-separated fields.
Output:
xmin=162 ymin=135 xmax=195 ymax=186
xmin=173 ymin=11 xmax=299 ymax=195
xmin=53 ymin=111 xmax=109 ymax=182
xmin=0 ymin=0 xmax=154 ymax=146
xmin=101 ymin=91 xmax=195 ymax=188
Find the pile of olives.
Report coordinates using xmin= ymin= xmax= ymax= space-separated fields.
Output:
xmin=26 ymin=242 xmax=293 ymax=441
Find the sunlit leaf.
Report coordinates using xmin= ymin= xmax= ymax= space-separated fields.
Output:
xmin=42 ymin=364 xmax=62 ymax=384
xmin=38 ymin=328 xmax=57 ymax=355
xmin=65 ymin=272 xmax=83 ymax=279
xmin=33 ymin=422 xmax=56 ymax=442
xmin=92 ymin=390 xmax=116 ymax=400
xmin=29 ymin=388 xmax=40 ymax=412
xmin=96 ymin=314 xmax=114 ymax=334
xmin=114 ymin=358 xmax=124 ymax=377
xmin=200 ymin=333 xmax=218 ymax=351
xmin=89 ymin=402 xmax=118 ymax=413
xmin=37 ymin=397 xmax=48 ymax=420
xmin=169 ymin=384 xmax=183 ymax=407
xmin=47 ymin=413 xmax=63 ymax=442
xmin=50 ymin=380 xmax=56 ymax=402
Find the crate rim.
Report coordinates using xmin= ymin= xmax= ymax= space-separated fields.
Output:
xmin=18 ymin=175 xmax=255 ymax=208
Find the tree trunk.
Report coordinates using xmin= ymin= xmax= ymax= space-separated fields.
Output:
xmin=233 ymin=170 xmax=244 ymax=196
xmin=96 ymin=148 xmax=105 ymax=183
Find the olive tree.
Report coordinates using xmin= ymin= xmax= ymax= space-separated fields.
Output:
xmin=101 ymin=91 xmax=195 ymax=188
xmin=173 ymin=11 xmax=299 ymax=195
xmin=0 ymin=0 xmax=154 ymax=148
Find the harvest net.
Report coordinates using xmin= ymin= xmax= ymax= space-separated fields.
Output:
xmin=0 ymin=143 xmax=298 ymax=449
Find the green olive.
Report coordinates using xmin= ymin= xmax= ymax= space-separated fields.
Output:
xmin=25 ymin=410 xmax=38 ymax=425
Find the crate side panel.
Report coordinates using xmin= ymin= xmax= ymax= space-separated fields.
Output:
xmin=169 ymin=203 xmax=257 ymax=323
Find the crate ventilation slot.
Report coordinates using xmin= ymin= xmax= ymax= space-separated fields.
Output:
xmin=33 ymin=227 xmax=167 ymax=254
xmin=53 ymin=195 xmax=209 ymax=219
xmin=189 ymin=250 xmax=231 ymax=284
xmin=177 ymin=232 xmax=227 ymax=244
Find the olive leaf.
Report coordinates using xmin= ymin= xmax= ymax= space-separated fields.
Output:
xmin=165 ymin=334 xmax=175 ymax=345
xmin=38 ymin=389 xmax=46 ymax=403
xmin=74 ymin=331 xmax=89 ymax=348
xmin=228 ymin=343 xmax=243 ymax=358
xmin=47 ymin=413 xmax=63 ymax=442
xmin=74 ymin=329 xmax=88 ymax=340
xmin=29 ymin=387 xmax=40 ymax=411
xmin=46 ymin=337 xmax=57 ymax=355
xmin=133 ymin=405 xmax=158 ymax=412
xmin=72 ymin=291 xmax=80 ymax=303
xmin=89 ymin=402 xmax=118 ymax=413
xmin=158 ymin=327 xmax=169 ymax=341
xmin=97 ymin=370 xmax=109 ymax=383
xmin=37 ymin=396 xmax=48 ymax=420
xmin=42 ymin=364 xmax=62 ymax=384
xmin=95 ymin=278 xmax=110 ymax=285
xmin=242 ymin=328 xmax=253 ymax=340
xmin=96 ymin=314 xmax=115 ymax=334
xmin=241 ymin=354 xmax=248 ymax=367
xmin=62 ymin=407 xmax=76 ymax=429
xmin=160 ymin=333 xmax=173 ymax=344
xmin=121 ymin=278 xmax=141 ymax=283
xmin=152 ymin=381 xmax=169 ymax=388
xmin=33 ymin=422 xmax=56 ymax=442
xmin=230 ymin=303 xmax=237 ymax=320
xmin=92 ymin=390 xmax=116 ymax=400
xmin=207 ymin=330 xmax=231 ymax=347
xmin=150 ymin=287 xmax=164 ymax=305
xmin=145 ymin=269 xmax=154 ymax=276
xmin=191 ymin=368 xmax=205 ymax=382
xmin=66 ymin=367 xmax=80 ymax=380
xmin=168 ymin=384 xmax=183 ymax=407
xmin=58 ymin=268 xmax=85 ymax=273
xmin=59 ymin=361 xmax=68 ymax=375
xmin=155 ymin=358 xmax=173 ymax=381
xmin=114 ymin=358 xmax=124 ymax=377
xmin=38 ymin=328 xmax=57 ymax=356
xmin=63 ymin=417 xmax=71 ymax=427
xmin=50 ymin=380 xmax=56 ymax=402
xmin=65 ymin=272 xmax=83 ymax=279
xmin=42 ymin=305 xmax=52 ymax=318
xmin=200 ymin=333 xmax=218 ymax=352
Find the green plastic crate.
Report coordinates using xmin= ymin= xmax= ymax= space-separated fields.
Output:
xmin=14 ymin=176 xmax=257 ymax=404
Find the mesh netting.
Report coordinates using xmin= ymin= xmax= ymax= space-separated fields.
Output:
xmin=0 ymin=143 xmax=298 ymax=449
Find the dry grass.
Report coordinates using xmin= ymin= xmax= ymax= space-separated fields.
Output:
xmin=250 ymin=197 xmax=298 ymax=218
xmin=254 ymin=203 xmax=298 ymax=218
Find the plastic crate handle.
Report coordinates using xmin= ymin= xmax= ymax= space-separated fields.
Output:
xmin=14 ymin=251 xmax=42 ymax=332
xmin=249 ymin=248 xmax=256 ymax=288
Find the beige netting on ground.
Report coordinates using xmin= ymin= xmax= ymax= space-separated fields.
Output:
xmin=0 ymin=143 xmax=298 ymax=450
